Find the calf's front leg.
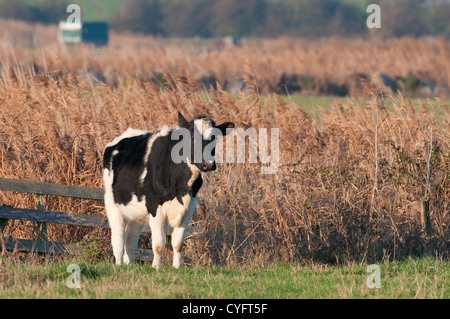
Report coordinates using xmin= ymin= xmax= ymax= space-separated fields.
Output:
xmin=149 ymin=212 xmax=165 ymax=270
xmin=171 ymin=226 xmax=187 ymax=268
xmin=171 ymin=202 xmax=196 ymax=268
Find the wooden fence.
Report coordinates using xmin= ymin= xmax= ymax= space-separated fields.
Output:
xmin=0 ymin=178 xmax=196 ymax=260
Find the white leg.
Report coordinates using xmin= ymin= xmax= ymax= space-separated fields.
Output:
xmin=123 ymin=220 xmax=144 ymax=264
xmin=104 ymin=169 xmax=126 ymax=265
xmin=149 ymin=211 xmax=165 ymax=270
xmin=171 ymin=227 xmax=186 ymax=269
xmin=171 ymin=201 xmax=196 ymax=268
xmin=106 ymin=204 xmax=125 ymax=265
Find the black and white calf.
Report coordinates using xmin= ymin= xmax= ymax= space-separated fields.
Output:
xmin=103 ymin=112 xmax=234 ymax=269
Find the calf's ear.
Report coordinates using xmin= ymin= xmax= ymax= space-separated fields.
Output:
xmin=216 ymin=122 xmax=235 ymax=135
xmin=178 ymin=112 xmax=189 ymax=127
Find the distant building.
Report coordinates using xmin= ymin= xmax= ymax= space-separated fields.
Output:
xmin=57 ymin=21 xmax=81 ymax=45
xmin=58 ymin=21 xmax=108 ymax=46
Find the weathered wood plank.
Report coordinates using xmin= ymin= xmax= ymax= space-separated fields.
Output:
xmin=0 ymin=206 xmax=200 ymax=235
xmin=3 ymin=238 xmax=153 ymax=260
xmin=0 ymin=206 xmax=153 ymax=233
xmin=135 ymin=248 xmax=154 ymax=261
xmin=3 ymin=238 xmax=79 ymax=254
xmin=0 ymin=206 xmax=110 ymax=228
xmin=0 ymin=178 xmax=104 ymax=200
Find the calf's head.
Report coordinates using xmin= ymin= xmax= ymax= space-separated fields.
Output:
xmin=174 ymin=112 xmax=234 ymax=172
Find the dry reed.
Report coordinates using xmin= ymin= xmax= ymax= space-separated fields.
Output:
xmin=0 ymin=26 xmax=449 ymax=265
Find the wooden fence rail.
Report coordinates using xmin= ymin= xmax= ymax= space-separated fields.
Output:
xmin=0 ymin=178 xmax=195 ymax=260
xmin=0 ymin=178 xmax=104 ymax=200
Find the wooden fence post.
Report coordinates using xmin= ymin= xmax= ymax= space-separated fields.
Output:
xmin=36 ymin=194 xmax=48 ymax=242
xmin=0 ymin=216 xmax=7 ymax=256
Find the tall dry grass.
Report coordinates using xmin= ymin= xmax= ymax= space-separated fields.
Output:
xmin=0 ymin=29 xmax=449 ymax=265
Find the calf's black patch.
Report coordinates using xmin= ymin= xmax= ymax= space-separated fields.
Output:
xmin=104 ymin=130 xmax=202 ymax=217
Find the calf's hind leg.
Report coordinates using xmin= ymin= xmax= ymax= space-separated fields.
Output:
xmin=106 ymin=203 xmax=126 ymax=265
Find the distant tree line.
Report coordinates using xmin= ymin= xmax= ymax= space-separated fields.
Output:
xmin=0 ymin=0 xmax=68 ymax=25
xmin=1 ymin=0 xmax=449 ymax=38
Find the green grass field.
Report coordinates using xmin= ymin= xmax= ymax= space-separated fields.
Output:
xmin=1 ymin=255 xmax=448 ymax=299
xmin=287 ymin=94 xmax=449 ymax=115
xmin=280 ymin=94 xmax=449 ymax=130
xmin=19 ymin=0 xmax=124 ymax=21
